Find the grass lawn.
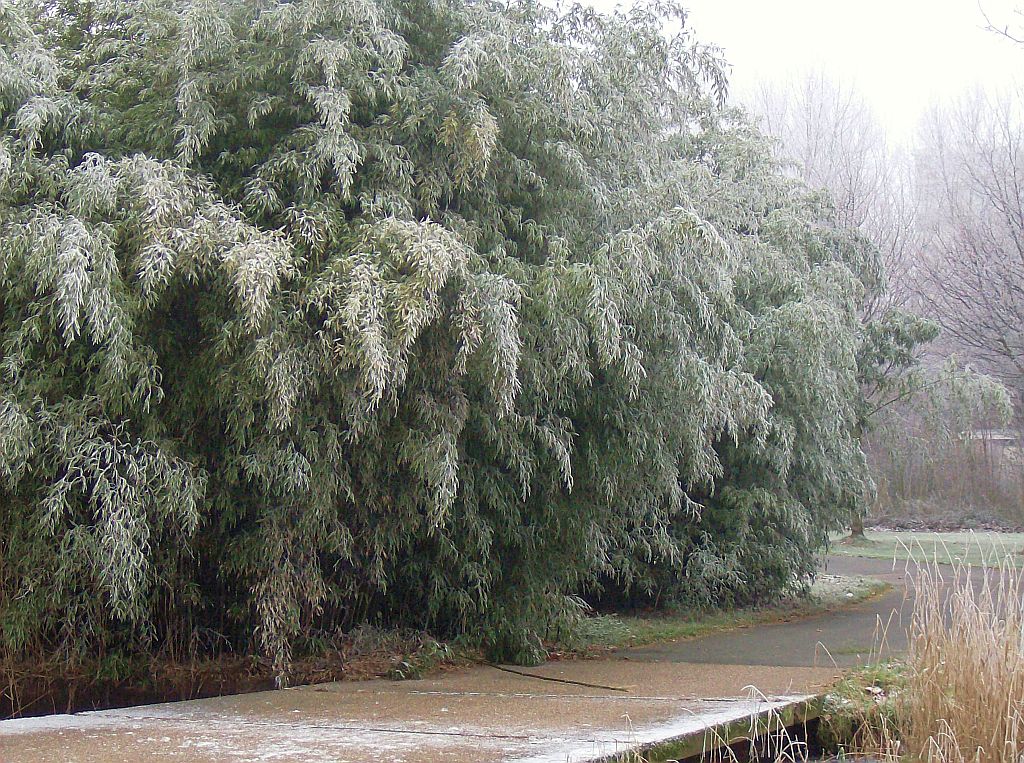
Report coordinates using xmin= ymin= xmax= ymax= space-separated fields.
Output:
xmin=828 ymin=529 xmax=1024 ymax=567
xmin=565 ymin=574 xmax=890 ymax=654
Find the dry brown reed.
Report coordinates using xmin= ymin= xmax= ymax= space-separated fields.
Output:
xmin=896 ymin=550 xmax=1024 ymax=763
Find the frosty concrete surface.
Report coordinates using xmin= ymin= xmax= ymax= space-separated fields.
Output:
xmin=0 ymin=662 xmax=837 ymax=762
xmin=2 ymin=553 xmax=917 ymax=762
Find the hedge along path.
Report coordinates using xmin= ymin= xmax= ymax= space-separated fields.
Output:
xmin=0 ymin=0 xmax=907 ymax=685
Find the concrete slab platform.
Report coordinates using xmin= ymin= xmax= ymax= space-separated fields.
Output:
xmin=0 ymin=662 xmax=839 ymax=763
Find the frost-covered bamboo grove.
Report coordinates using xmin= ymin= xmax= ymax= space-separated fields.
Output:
xmin=0 ymin=0 xmax=892 ymax=678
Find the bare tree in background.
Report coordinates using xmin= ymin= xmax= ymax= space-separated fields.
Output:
xmin=917 ymin=89 xmax=1024 ymax=402
xmin=752 ymin=72 xmax=885 ymax=230
xmin=749 ymin=72 xmax=923 ymax=318
xmin=981 ymin=2 xmax=1024 ymax=44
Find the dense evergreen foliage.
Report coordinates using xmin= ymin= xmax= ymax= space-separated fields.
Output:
xmin=0 ymin=0 xmax=878 ymax=679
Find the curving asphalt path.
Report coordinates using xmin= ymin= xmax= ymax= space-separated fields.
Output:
xmin=615 ymin=555 xmax=920 ymax=669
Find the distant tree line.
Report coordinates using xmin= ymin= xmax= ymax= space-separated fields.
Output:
xmin=751 ymin=72 xmax=1024 ymax=526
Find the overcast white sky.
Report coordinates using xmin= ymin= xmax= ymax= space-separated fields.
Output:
xmin=587 ymin=0 xmax=1024 ymax=143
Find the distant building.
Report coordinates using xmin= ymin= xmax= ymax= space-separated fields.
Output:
xmin=961 ymin=429 xmax=1024 ymax=467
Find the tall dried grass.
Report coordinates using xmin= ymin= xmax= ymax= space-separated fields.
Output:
xmin=848 ymin=548 xmax=1024 ymax=763
xmin=897 ymin=555 xmax=1024 ymax=763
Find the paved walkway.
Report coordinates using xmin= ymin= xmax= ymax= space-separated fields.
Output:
xmin=0 ymin=556 xmax=909 ymax=763
xmin=620 ymin=556 xmax=913 ymax=669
